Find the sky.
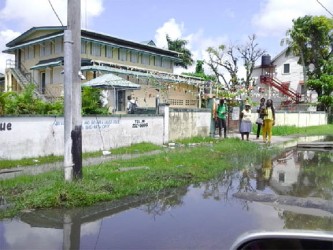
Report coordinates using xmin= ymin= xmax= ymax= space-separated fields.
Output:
xmin=0 ymin=0 xmax=332 ymax=76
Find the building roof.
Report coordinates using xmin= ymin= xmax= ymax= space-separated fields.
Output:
xmin=140 ymin=40 xmax=156 ymax=46
xmin=81 ymin=63 xmax=205 ymax=86
xmin=81 ymin=73 xmax=141 ymax=90
xmin=30 ymin=57 xmax=63 ymax=70
xmin=3 ymin=26 xmax=181 ymax=60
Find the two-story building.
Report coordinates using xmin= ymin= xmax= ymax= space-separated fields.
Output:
xmin=252 ymin=49 xmax=317 ymax=108
xmin=3 ymin=26 xmax=205 ymax=112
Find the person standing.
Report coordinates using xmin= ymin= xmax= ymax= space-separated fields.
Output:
xmin=256 ymin=97 xmax=266 ymax=139
xmin=216 ymin=98 xmax=228 ymax=138
xmin=262 ymin=99 xmax=275 ymax=145
xmin=239 ymin=102 xmax=252 ymax=141
xmin=211 ymin=96 xmax=219 ymax=136
xmin=127 ymin=95 xmax=137 ymax=114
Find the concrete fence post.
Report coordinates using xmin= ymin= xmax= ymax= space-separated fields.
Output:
xmin=163 ymin=104 xmax=169 ymax=144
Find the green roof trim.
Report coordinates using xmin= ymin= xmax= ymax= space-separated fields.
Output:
xmin=3 ymin=33 xmax=63 ymax=54
xmin=30 ymin=59 xmax=63 ymax=70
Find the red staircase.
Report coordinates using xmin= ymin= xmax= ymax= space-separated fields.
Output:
xmin=260 ymin=75 xmax=301 ymax=103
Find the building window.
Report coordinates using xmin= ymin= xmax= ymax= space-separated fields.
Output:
xmin=81 ymin=41 xmax=87 ymax=54
xmin=23 ymin=46 xmax=34 ymax=60
xmin=162 ymin=58 xmax=171 ymax=69
xmin=185 ymin=100 xmax=197 ymax=106
xmin=44 ymin=42 xmax=52 ymax=56
xmin=118 ymin=48 xmax=127 ymax=61
xmin=283 ymin=63 xmax=290 ymax=74
xmin=55 ymin=37 xmax=63 ymax=54
xmin=105 ymin=46 xmax=113 ymax=58
xmin=150 ymin=55 xmax=155 ymax=65
xmin=40 ymin=42 xmax=49 ymax=57
xmin=155 ymin=56 xmax=162 ymax=67
xmin=91 ymin=43 xmax=101 ymax=57
xmin=169 ymin=99 xmax=184 ymax=106
xmin=130 ymin=51 xmax=138 ymax=63
xmin=141 ymin=54 xmax=149 ymax=65
xmin=278 ymin=172 xmax=285 ymax=183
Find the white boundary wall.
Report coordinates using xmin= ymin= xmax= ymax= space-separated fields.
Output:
xmin=249 ymin=111 xmax=327 ymax=127
xmin=274 ymin=111 xmax=327 ymax=127
xmin=0 ymin=110 xmax=328 ymax=160
xmin=0 ymin=116 xmax=165 ymax=160
xmin=168 ymin=108 xmax=211 ymax=141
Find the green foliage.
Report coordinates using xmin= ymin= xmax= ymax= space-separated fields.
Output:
xmin=82 ymin=87 xmax=109 ymax=115
xmin=0 ymin=84 xmax=110 ymax=115
xmin=166 ymin=35 xmax=194 ymax=69
xmin=0 ymin=91 xmax=15 ymax=115
xmin=4 ymin=84 xmax=63 ymax=115
xmin=308 ymin=57 xmax=333 ymax=109
xmin=182 ymin=72 xmax=216 ymax=81
xmin=284 ymin=15 xmax=333 ymax=106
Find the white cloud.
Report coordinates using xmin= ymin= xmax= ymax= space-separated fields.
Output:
xmin=154 ymin=18 xmax=184 ymax=49
xmin=0 ymin=0 xmax=104 ymax=73
xmin=252 ymin=0 xmax=333 ymax=37
xmin=5 ymin=221 xmax=62 ymax=249
xmin=154 ymin=18 xmax=235 ymax=81
xmin=0 ymin=0 xmax=104 ymax=29
xmin=0 ymin=29 xmax=20 ymax=73
xmin=81 ymin=220 xmax=102 ymax=236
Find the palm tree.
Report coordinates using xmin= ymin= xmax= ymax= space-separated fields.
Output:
xmin=166 ymin=35 xmax=194 ymax=69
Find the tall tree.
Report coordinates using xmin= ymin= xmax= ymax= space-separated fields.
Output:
xmin=307 ymin=57 xmax=333 ymax=110
xmin=195 ymin=60 xmax=205 ymax=74
xmin=182 ymin=60 xmax=216 ymax=81
xmin=166 ymin=35 xmax=194 ymax=69
xmin=206 ymin=44 xmax=239 ymax=90
xmin=237 ymin=34 xmax=266 ymax=89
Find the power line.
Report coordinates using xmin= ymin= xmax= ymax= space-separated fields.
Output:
xmin=48 ymin=0 xmax=64 ymax=26
xmin=316 ymin=0 xmax=333 ymax=17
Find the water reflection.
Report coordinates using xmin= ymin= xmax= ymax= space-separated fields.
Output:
xmin=1 ymin=146 xmax=332 ymax=249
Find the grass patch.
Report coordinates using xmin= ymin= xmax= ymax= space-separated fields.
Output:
xmin=0 ymin=142 xmax=163 ymax=170
xmin=0 ymin=155 xmax=63 ymax=170
xmin=0 ymin=137 xmax=277 ymax=219
xmin=175 ymin=136 xmax=218 ymax=144
xmin=272 ymin=124 xmax=333 ymax=136
xmin=109 ymin=142 xmax=162 ymax=155
xmin=251 ymin=124 xmax=333 ymax=136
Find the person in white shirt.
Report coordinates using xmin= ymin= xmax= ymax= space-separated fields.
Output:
xmin=240 ymin=102 xmax=252 ymax=141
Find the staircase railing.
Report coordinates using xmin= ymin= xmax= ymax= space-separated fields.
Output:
xmin=260 ymin=75 xmax=302 ymax=103
xmin=6 ymin=59 xmax=56 ymax=101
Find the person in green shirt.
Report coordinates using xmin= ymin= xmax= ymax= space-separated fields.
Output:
xmin=216 ymin=98 xmax=228 ymax=138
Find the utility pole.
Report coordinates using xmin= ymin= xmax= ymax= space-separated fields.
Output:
xmin=64 ymin=0 xmax=82 ymax=181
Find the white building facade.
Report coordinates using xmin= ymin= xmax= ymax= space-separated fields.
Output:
xmin=252 ymin=49 xmax=317 ymax=108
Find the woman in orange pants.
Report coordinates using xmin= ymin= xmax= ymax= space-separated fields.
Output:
xmin=262 ymin=99 xmax=275 ymax=145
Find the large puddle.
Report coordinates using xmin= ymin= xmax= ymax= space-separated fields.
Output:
xmin=1 ymin=139 xmax=332 ymax=249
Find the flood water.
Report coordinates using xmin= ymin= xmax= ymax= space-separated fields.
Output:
xmin=1 ymin=140 xmax=332 ymax=249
